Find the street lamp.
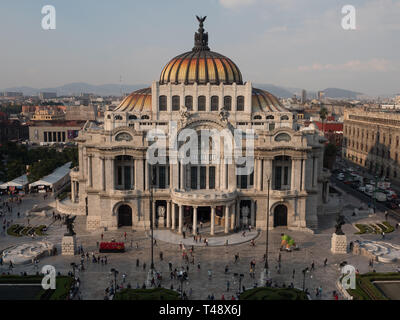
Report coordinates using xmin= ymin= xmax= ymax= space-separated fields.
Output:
xmin=110 ymin=268 xmax=119 ymax=292
xmin=70 ymin=262 xmax=76 ymax=278
xmin=263 ymin=176 xmax=271 ymax=282
xmin=147 ymin=167 xmax=157 ymax=287
xmin=302 ymin=267 xmax=309 ymax=292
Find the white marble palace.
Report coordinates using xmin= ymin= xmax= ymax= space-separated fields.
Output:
xmin=66 ymin=18 xmax=330 ymax=234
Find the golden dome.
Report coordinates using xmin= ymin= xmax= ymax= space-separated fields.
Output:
xmin=115 ymin=88 xmax=152 ymax=112
xmin=252 ymin=88 xmax=288 ymax=112
xmin=159 ymin=16 xmax=243 ymax=85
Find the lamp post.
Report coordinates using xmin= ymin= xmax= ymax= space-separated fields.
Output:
xmin=302 ymin=267 xmax=309 ymax=292
xmin=263 ymin=177 xmax=271 ymax=283
xmin=110 ymin=268 xmax=118 ymax=292
xmin=70 ymin=262 xmax=76 ymax=278
xmin=147 ymin=166 xmax=157 ymax=287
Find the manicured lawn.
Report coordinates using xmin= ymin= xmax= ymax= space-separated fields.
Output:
xmin=347 ymin=273 xmax=400 ymax=300
xmin=0 ymin=275 xmax=73 ymax=300
xmin=240 ymin=287 xmax=308 ymax=300
xmin=114 ymin=288 xmax=181 ymax=300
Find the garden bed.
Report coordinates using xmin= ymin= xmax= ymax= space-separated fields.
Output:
xmin=114 ymin=288 xmax=180 ymax=300
xmin=240 ymin=287 xmax=308 ymax=300
xmin=355 ymin=222 xmax=394 ymax=234
xmin=347 ymin=272 xmax=400 ymax=300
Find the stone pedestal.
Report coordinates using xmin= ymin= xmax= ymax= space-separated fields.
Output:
xmin=62 ymin=235 xmax=77 ymax=256
xmin=158 ymin=217 xmax=165 ymax=228
xmin=331 ymin=233 xmax=347 ymax=254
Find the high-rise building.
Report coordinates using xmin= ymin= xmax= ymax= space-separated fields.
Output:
xmin=301 ymin=89 xmax=307 ymax=104
xmin=39 ymin=92 xmax=57 ymax=99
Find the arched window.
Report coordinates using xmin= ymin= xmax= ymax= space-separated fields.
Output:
xmin=198 ymin=96 xmax=206 ymax=111
xmin=185 ymin=96 xmax=193 ymax=110
xmin=114 ymin=115 xmax=123 ymax=120
xmin=224 ymin=96 xmax=232 ymax=111
xmin=211 ymin=96 xmax=219 ymax=111
xmin=129 ymin=115 xmax=137 ymax=120
xmin=107 ymin=114 xmax=111 ymax=119
xmin=281 ymin=115 xmax=289 ymax=121
xmin=253 ymin=115 xmax=262 ymax=120
xmin=266 ymin=115 xmax=274 ymax=120
xmin=159 ymin=95 xmax=167 ymax=111
xmin=141 ymin=115 xmax=149 ymax=120
xmin=172 ymin=95 xmax=180 ymax=111
xmin=236 ymin=96 xmax=244 ymax=111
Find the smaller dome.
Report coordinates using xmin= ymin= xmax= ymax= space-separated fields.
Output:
xmin=115 ymin=88 xmax=152 ymax=112
xmin=252 ymin=88 xmax=288 ymax=113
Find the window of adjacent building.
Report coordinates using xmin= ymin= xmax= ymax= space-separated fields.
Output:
xmin=209 ymin=166 xmax=215 ymax=189
xmin=237 ymin=96 xmax=244 ymax=111
xmin=185 ymin=96 xmax=193 ymax=111
xmin=211 ymin=96 xmax=219 ymax=111
xmin=172 ymin=95 xmax=180 ymax=111
xmin=159 ymin=95 xmax=167 ymax=111
xmin=224 ymin=96 xmax=232 ymax=111
xmin=198 ymin=96 xmax=206 ymax=111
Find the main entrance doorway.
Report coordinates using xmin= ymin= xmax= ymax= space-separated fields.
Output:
xmin=118 ymin=205 xmax=132 ymax=227
xmin=273 ymin=204 xmax=288 ymax=227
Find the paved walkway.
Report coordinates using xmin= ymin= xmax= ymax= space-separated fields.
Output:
xmin=151 ymin=229 xmax=259 ymax=247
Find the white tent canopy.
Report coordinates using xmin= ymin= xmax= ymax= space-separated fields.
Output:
xmin=0 ymin=175 xmax=29 ymax=189
xmin=29 ymin=162 xmax=72 ymax=191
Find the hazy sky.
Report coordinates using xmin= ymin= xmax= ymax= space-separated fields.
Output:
xmin=0 ymin=0 xmax=399 ymax=95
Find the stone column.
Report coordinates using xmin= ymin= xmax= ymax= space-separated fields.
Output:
xmin=166 ymin=201 xmax=171 ymax=228
xmin=291 ymin=159 xmax=296 ymax=191
xmin=210 ymin=206 xmax=216 ymax=235
xmin=144 ymin=160 xmax=149 ymax=191
xmin=87 ymin=155 xmax=92 ymax=187
xmin=110 ymin=158 xmax=115 ymax=191
xmin=224 ymin=205 xmax=229 ymax=234
xmin=250 ymin=200 xmax=255 ymax=226
xmin=100 ymin=157 xmax=105 ymax=191
xmin=180 ymin=162 xmax=185 ymax=190
xmin=301 ymin=159 xmax=306 ymax=191
xmin=178 ymin=205 xmax=183 ymax=234
xmin=171 ymin=203 xmax=176 ymax=230
xmin=135 ymin=159 xmax=144 ymax=191
xmin=230 ymin=203 xmax=235 ymax=230
xmin=71 ymin=181 xmax=76 ymax=203
xmin=192 ymin=206 xmax=198 ymax=235
xmin=215 ymin=163 xmax=220 ymax=190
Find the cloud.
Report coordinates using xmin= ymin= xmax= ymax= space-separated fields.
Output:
xmin=297 ymin=59 xmax=397 ymax=72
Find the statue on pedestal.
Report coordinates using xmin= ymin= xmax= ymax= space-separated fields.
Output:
xmin=64 ymin=215 xmax=76 ymax=236
xmin=334 ymin=214 xmax=346 ymax=235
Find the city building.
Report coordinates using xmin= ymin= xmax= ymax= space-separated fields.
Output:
xmin=301 ymin=89 xmax=307 ymax=105
xmin=0 ymin=112 xmax=29 ymax=142
xmin=342 ymin=107 xmax=400 ymax=183
xmin=31 ymin=106 xmax=65 ymax=121
xmin=28 ymin=120 xmax=85 ymax=144
xmin=64 ymin=19 xmax=329 ymax=233
xmin=39 ymin=92 xmax=57 ymax=99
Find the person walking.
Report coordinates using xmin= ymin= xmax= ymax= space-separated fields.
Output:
xmin=324 ymin=258 xmax=328 ymax=267
xmin=311 ymin=261 xmax=315 ymax=271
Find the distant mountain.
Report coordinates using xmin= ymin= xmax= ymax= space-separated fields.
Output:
xmin=322 ymin=88 xmax=364 ymax=99
xmin=3 ymin=83 xmax=366 ymax=99
xmin=254 ymin=83 xmax=294 ymax=98
xmin=3 ymin=82 xmax=149 ymax=97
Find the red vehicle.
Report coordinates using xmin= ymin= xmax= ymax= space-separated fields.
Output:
xmin=99 ymin=242 xmax=125 ymax=253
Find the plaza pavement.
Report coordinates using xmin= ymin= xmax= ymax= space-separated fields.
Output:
xmin=1 ymin=186 xmax=400 ymax=300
